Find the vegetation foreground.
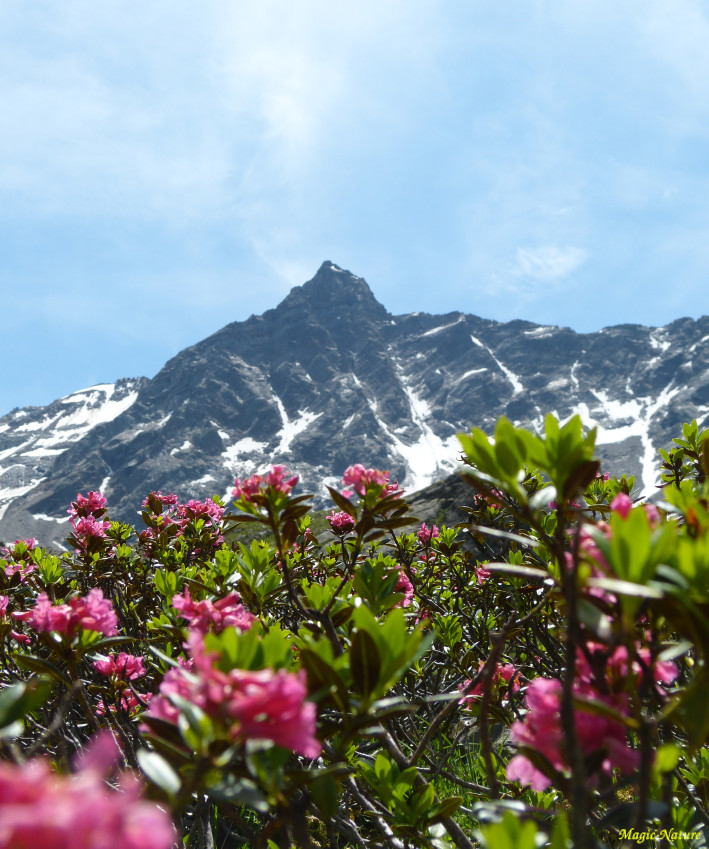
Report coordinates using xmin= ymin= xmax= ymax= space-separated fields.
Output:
xmin=1 ymin=414 xmax=709 ymax=848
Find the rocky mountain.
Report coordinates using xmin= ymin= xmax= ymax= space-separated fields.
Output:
xmin=1 ymin=261 xmax=707 ymax=548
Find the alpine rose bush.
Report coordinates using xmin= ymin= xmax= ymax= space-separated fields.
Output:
xmin=1 ymin=413 xmax=707 ymax=849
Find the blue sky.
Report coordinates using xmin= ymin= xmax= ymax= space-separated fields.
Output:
xmin=2 ymin=1 xmax=708 ymax=412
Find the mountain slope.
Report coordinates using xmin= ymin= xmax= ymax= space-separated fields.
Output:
xmin=1 ymin=262 xmax=707 ymax=547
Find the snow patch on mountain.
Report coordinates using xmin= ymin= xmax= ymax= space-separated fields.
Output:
xmin=0 ymin=380 xmax=141 ymax=526
xmin=470 ymin=335 xmax=524 ymax=395
xmin=272 ymin=395 xmax=322 ymax=454
xmin=576 ymin=383 xmax=682 ymax=498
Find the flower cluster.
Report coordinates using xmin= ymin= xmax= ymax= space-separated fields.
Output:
xmin=142 ymin=491 xmax=179 ymax=510
xmin=459 ymin=661 xmax=521 ymax=706
xmin=341 ymin=464 xmax=401 ymax=499
xmin=171 ymin=588 xmax=256 ymax=634
xmin=232 ymin=465 xmax=299 ymax=503
xmin=416 ymin=523 xmax=440 ymax=545
xmin=506 ymin=677 xmax=639 ymax=791
xmin=13 ymin=588 xmax=118 ymax=638
xmin=610 ymin=492 xmax=661 ymax=525
xmin=139 ymin=492 xmax=225 ymax=554
xmin=93 ymin=653 xmax=147 ymax=680
xmin=576 ymin=641 xmax=678 ymax=695
xmin=96 ymin=689 xmax=149 ymax=718
xmin=506 ymin=641 xmax=678 ymax=791
xmin=68 ymin=491 xmax=111 ymax=549
xmin=68 ymin=491 xmax=108 ymax=520
xmin=471 ymin=488 xmax=504 ymax=510
xmin=0 ymin=733 xmax=175 ymax=849
xmin=147 ymin=631 xmax=320 ymax=759
xmin=326 ymin=510 xmax=356 ymax=534
xmin=395 ymin=570 xmax=414 ymax=607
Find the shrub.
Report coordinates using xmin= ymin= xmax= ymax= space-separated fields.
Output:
xmin=1 ymin=417 xmax=708 ymax=848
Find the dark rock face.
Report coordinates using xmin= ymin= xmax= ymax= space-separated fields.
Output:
xmin=1 ymin=261 xmax=707 ymax=548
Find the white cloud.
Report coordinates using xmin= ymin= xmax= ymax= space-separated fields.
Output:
xmin=516 ymin=245 xmax=588 ymax=282
xmin=514 ymin=245 xmax=587 ymax=283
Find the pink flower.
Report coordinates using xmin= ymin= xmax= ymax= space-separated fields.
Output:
xmin=68 ymin=491 xmax=107 ymax=520
xmin=327 ymin=511 xmax=356 ymax=534
xmin=416 ymin=523 xmax=440 ymax=545
xmin=475 ymin=565 xmax=491 ymax=585
xmin=395 ymin=570 xmax=414 ymax=607
xmin=644 ymin=503 xmax=661 ymax=525
xmin=226 ymin=668 xmax=320 ymax=758
xmin=147 ymin=632 xmax=320 ymax=759
xmin=13 ymin=594 xmax=76 ymax=635
xmin=93 ymin=653 xmax=146 ymax=680
xmin=569 ymin=523 xmax=612 ymax=576
xmin=172 ymin=588 xmax=255 ymax=634
xmin=232 ymin=473 xmax=263 ymax=502
xmin=179 ymin=498 xmax=225 ymax=523
xmin=77 ymin=589 xmax=119 ymax=636
xmin=506 ymin=676 xmax=639 ymax=791
xmin=71 ymin=515 xmax=111 ymax=543
xmin=141 ymin=491 xmax=179 ymax=510
xmin=0 ymin=732 xmax=175 ymax=849
xmin=265 ymin=465 xmax=299 ymax=494
xmin=576 ymin=642 xmax=678 ymax=692
xmin=472 ymin=488 xmax=504 ymax=509
xmin=2 ymin=539 xmax=38 ymax=581
xmin=14 ymin=589 xmax=118 ymax=638
xmin=0 ymin=595 xmax=8 ymax=618
xmin=610 ymin=492 xmax=633 ymax=519
xmin=459 ymin=662 xmax=520 ymax=705
xmin=342 ymin=464 xmax=390 ymax=497
xmin=506 ymin=754 xmax=552 ymax=792
xmin=2 ymin=538 xmax=36 ymax=557
xmin=96 ymin=689 xmax=149 ymax=718
xmin=145 ymin=661 xmax=196 ymax=726
xmin=11 ymin=632 xmax=31 ymax=645
xmin=232 ymin=465 xmax=298 ymax=503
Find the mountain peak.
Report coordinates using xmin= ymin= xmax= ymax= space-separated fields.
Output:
xmin=276 ymin=262 xmax=389 ymax=321
xmin=1 ymin=260 xmax=705 ymax=548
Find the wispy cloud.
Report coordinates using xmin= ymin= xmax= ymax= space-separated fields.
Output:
xmin=514 ymin=245 xmax=588 ymax=284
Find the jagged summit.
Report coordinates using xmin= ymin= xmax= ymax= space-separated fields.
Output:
xmin=275 ymin=261 xmax=388 ymax=322
xmin=0 ymin=262 xmax=708 ymax=548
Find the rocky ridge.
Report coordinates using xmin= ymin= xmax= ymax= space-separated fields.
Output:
xmin=1 ymin=262 xmax=707 ymax=548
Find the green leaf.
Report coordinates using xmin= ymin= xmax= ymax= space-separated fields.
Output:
xmin=585 ymin=577 xmax=664 ymax=599
xmin=90 ymin=635 xmax=137 ymax=652
xmin=309 ymin=773 xmax=339 ymax=819
xmin=549 ymin=813 xmax=571 ymax=849
xmin=13 ymin=654 xmax=72 ymax=687
xmin=299 ymin=647 xmax=349 ymax=712
xmin=483 ymin=563 xmax=551 ymax=581
xmin=350 ymin=627 xmax=381 ymax=699
xmin=136 ymin=749 xmax=181 ymax=796
xmin=208 ymin=776 xmax=270 ymax=813
xmin=0 ymin=677 xmax=53 ymax=728
xmin=428 ymin=795 xmax=463 ymax=824
xmin=476 ymin=811 xmax=539 ymax=849
xmin=653 ymin=743 xmax=682 ymax=776
xmin=326 ymin=486 xmax=358 ymax=517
